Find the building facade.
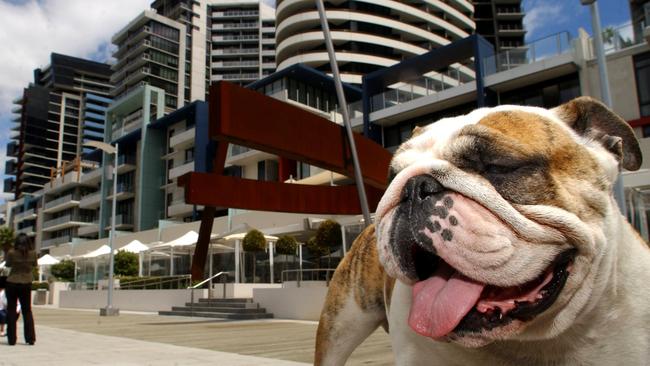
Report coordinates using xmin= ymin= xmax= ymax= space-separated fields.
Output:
xmin=275 ymin=0 xmax=475 ymax=85
xmin=209 ymin=0 xmax=276 ymax=85
xmin=4 ymin=53 xmax=112 ymax=199
xmin=472 ymin=0 xmax=525 ymax=52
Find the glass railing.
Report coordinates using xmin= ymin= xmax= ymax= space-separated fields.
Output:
xmin=42 ymin=235 xmax=72 ymax=247
xmin=45 ymin=194 xmax=79 ymax=210
xmin=43 ymin=215 xmax=73 ymax=229
xmin=601 ymin=22 xmax=644 ymax=54
xmin=483 ymin=31 xmax=572 ymax=75
xmin=229 ymin=144 xmax=251 ymax=156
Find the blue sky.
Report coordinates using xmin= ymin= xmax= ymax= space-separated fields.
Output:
xmin=523 ymin=0 xmax=633 ymax=42
xmin=0 ymin=0 xmax=636 ymax=203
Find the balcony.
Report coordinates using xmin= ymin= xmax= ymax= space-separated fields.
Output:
xmin=105 ymin=214 xmax=134 ymax=231
xmin=77 ymin=222 xmax=99 ymax=237
xmin=116 ymin=155 xmax=137 ymax=174
xmin=14 ymin=208 xmax=36 ymax=223
xmin=212 ymin=22 xmax=258 ymax=30
xmin=41 ymin=235 xmax=72 ymax=248
xmin=167 ymin=198 xmax=193 ymax=217
xmin=45 ymin=168 xmax=99 ymax=194
xmin=106 ymin=183 xmax=135 ymax=201
xmin=169 ymin=126 xmax=195 ymax=148
xmin=16 ymin=225 xmax=35 ymax=236
xmin=212 ymin=48 xmax=259 ymax=56
xmin=211 ymin=60 xmax=259 ymax=69
xmin=226 ymin=146 xmax=274 ymax=166
xmin=212 ymin=34 xmax=259 ymax=42
xmin=42 ymin=214 xmax=93 ymax=232
xmin=212 ymin=10 xmax=258 ymax=18
xmin=80 ymin=167 xmax=103 ymax=185
xmin=168 ymin=161 xmax=194 ymax=180
xmin=79 ymin=191 xmax=102 ymax=209
xmin=497 ymin=24 xmax=526 ymax=36
xmin=43 ymin=194 xmax=80 ymax=214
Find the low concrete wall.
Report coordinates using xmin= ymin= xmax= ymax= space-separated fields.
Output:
xmin=48 ymin=282 xmax=72 ymax=307
xmin=254 ymin=286 xmax=328 ymax=321
xmin=211 ymin=283 xmax=283 ymax=299
xmin=59 ymin=289 xmax=207 ymax=312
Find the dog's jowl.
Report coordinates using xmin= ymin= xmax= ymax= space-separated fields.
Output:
xmin=315 ymin=97 xmax=650 ymax=366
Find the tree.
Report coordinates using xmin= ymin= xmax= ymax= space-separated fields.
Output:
xmin=275 ymin=235 xmax=297 ymax=255
xmin=51 ymin=260 xmax=75 ymax=282
xmin=243 ymin=229 xmax=266 ymax=282
xmin=306 ymin=236 xmax=329 ymax=271
xmin=114 ymin=251 xmax=139 ymax=277
xmin=275 ymin=235 xmax=298 ymax=276
xmin=314 ymin=220 xmax=342 ymax=268
xmin=0 ymin=226 xmax=15 ymax=255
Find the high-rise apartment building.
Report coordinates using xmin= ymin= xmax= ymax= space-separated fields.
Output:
xmin=209 ymin=0 xmax=276 ymax=85
xmin=630 ymin=0 xmax=650 ymax=43
xmin=151 ymin=0 xmax=210 ymax=101
xmin=110 ymin=10 xmax=187 ymax=111
xmin=472 ymin=0 xmax=525 ymax=51
xmin=5 ymin=53 xmax=112 ymax=198
xmin=275 ymin=0 xmax=475 ymax=85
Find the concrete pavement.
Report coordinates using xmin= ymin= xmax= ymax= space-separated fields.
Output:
xmin=0 ymin=325 xmax=311 ymax=366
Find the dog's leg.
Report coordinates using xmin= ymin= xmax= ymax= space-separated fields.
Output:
xmin=315 ymin=225 xmax=388 ymax=366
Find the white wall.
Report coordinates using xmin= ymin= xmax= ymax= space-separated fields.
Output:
xmin=59 ymin=289 xmax=207 ymax=312
xmin=253 ymin=286 xmax=328 ymax=321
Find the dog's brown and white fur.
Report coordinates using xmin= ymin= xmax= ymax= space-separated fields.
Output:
xmin=315 ymin=97 xmax=650 ymax=365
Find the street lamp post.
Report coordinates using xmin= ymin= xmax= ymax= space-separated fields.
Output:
xmin=580 ymin=0 xmax=627 ymax=216
xmin=85 ymin=140 xmax=120 ymax=317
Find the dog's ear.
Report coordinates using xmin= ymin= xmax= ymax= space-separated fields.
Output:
xmin=553 ymin=96 xmax=642 ymax=171
xmin=412 ymin=126 xmax=424 ymax=138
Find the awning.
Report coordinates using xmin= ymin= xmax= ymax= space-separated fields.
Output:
xmin=37 ymin=254 xmax=60 ymax=266
xmin=118 ymin=240 xmax=149 ymax=254
xmin=81 ymin=245 xmax=111 ymax=258
xmin=153 ymin=231 xmax=199 ymax=249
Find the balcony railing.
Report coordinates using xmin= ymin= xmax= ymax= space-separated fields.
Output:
xmin=79 ymin=191 xmax=102 ymax=208
xmin=483 ymin=31 xmax=572 ymax=75
xmin=16 ymin=226 xmax=35 ymax=235
xmin=14 ymin=208 xmax=35 ymax=222
xmin=44 ymin=194 xmax=79 ymax=211
xmin=43 ymin=215 xmax=73 ymax=229
xmin=42 ymin=235 xmax=72 ymax=248
xmin=601 ymin=22 xmax=644 ymax=54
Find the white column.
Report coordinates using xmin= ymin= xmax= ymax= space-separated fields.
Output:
xmin=235 ymin=239 xmax=240 ymax=284
xmin=269 ymin=241 xmax=274 ymax=284
xmin=170 ymin=246 xmax=175 ymax=276
xmin=138 ymin=252 xmax=143 ymax=277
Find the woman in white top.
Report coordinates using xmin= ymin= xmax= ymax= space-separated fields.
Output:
xmin=0 ymin=288 xmax=20 ymax=337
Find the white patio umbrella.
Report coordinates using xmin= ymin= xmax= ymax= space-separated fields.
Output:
xmin=219 ymin=233 xmax=279 ymax=284
xmin=37 ymin=254 xmax=61 ymax=282
xmin=81 ymin=245 xmax=111 ymax=285
xmin=153 ymin=231 xmax=199 ymax=276
xmin=118 ymin=240 xmax=149 ymax=276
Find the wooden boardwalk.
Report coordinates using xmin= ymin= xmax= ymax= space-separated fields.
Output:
xmin=33 ymin=307 xmax=394 ymax=365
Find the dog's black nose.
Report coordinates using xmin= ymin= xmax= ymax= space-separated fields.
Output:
xmin=402 ymin=175 xmax=444 ymax=202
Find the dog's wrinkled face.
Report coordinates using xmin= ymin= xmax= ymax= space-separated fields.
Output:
xmin=376 ymin=97 xmax=642 ymax=347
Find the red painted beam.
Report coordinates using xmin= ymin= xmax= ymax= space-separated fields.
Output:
xmin=209 ymin=81 xmax=391 ymax=189
xmin=180 ymin=173 xmax=385 ymax=215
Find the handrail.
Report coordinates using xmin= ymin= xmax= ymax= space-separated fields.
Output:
xmin=189 ymin=271 xmax=231 ymax=317
xmin=281 ymin=269 xmax=336 ymax=287
xmin=189 ymin=271 xmax=230 ymax=289
xmin=119 ymin=275 xmax=191 ymax=290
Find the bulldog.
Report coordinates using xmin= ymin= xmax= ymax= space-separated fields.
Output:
xmin=314 ymin=97 xmax=650 ymax=365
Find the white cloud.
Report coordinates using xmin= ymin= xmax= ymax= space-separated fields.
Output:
xmin=523 ymin=2 xmax=566 ymax=39
xmin=0 ymin=0 xmax=150 ymax=123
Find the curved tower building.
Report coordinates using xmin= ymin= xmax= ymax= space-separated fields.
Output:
xmin=275 ymin=0 xmax=475 ymax=84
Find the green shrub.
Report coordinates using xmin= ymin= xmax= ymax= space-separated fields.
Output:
xmin=306 ymin=236 xmax=328 ymax=258
xmin=275 ymin=235 xmax=297 ymax=255
xmin=315 ymin=220 xmax=342 ymax=251
xmin=243 ymin=229 xmax=266 ymax=252
xmin=0 ymin=226 xmax=14 ymax=253
xmin=31 ymin=282 xmax=49 ymax=291
xmin=114 ymin=251 xmax=139 ymax=277
xmin=51 ymin=260 xmax=75 ymax=282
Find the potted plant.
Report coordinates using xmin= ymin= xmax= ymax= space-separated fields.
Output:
xmin=243 ymin=229 xmax=266 ymax=283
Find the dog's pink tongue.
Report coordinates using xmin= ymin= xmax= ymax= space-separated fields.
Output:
xmin=409 ymin=262 xmax=485 ymax=339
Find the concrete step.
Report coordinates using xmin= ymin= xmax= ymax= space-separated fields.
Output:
xmin=197 ymin=298 xmax=253 ymax=304
xmin=158 ymin=310 xmax=274 ymax=320
xmin=172 ymin=306 xmax=267 ymax=313
xmin=186 ymin=302 xmax=254 ymax=308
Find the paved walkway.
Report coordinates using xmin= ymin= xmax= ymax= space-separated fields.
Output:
xmin=0 ymin=325 xmax=310 ymax=366
xmin=0 ymin=307 xmax=393 ymax=365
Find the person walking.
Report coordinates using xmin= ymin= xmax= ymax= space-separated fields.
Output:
xmin=5 ymin=233 xmax=36 ymax=345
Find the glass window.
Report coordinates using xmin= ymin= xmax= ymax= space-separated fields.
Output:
xmin=634 ymin=52 xmax=650 ymax=116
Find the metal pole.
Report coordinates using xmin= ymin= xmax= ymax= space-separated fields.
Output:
xmin=104 ymin=142 xmax=118 ymax=316
xmin=298 ymin=244 xmax=303 ymax=288
xmin=269 ymin=241 xmax=274 ymax=284
xmin=587 ymin=1 xmax=626 ymax=215
xmin=315 ymin=0 xmax=372 ymax=226
xmin=589 ymin=1 xmax=611 ymax=107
